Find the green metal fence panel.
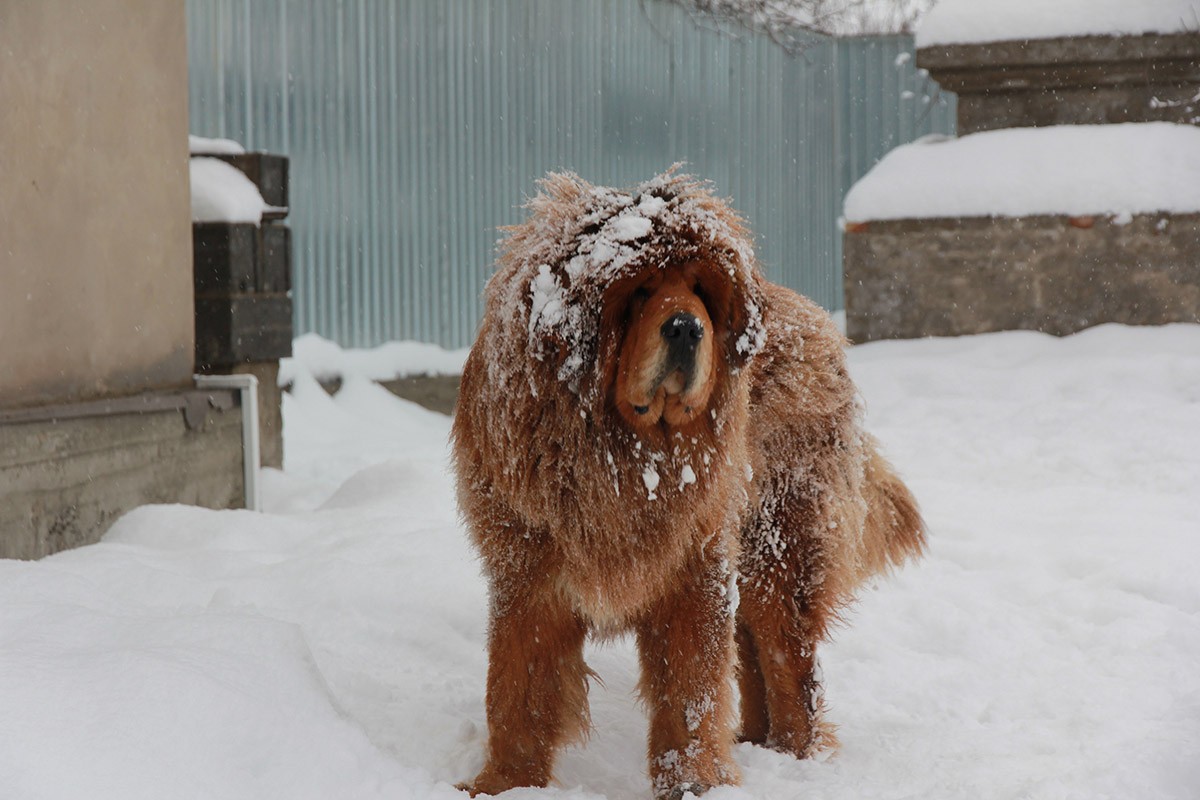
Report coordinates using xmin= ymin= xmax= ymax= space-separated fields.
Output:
xmin=836 ymin=35 xmax=956 ymax=215
xmin=186 ymin=0 xmax=953 ymax=348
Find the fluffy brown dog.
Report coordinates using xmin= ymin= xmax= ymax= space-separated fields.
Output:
xmin=451 ymin=169 xmax=925 ymax=799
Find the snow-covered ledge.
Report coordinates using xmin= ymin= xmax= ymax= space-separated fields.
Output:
xmin=915 ymin=0 xmax=1200 ymax=134
xmin=842 ymin=124 xmax=1200 ymax=342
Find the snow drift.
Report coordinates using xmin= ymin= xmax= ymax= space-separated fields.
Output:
xmin=1 ymin=324 xmax=1198 ymax=798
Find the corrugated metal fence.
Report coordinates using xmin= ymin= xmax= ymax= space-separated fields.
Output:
xmin=187 ymin=0 xmax=954 ymax=349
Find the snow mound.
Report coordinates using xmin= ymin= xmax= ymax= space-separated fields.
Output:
xmin=917 ymin=0 xmax=1200 ymax=46
xmin=189 ymin=157 xmax=269 ymax=224
xmin=278 ymin=333 xmax=469 ymax=387
xmin=843 ymin=123 xmax=1200 ymax=222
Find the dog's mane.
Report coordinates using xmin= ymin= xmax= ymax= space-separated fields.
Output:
xmin=457 ymin=170 xmax=764 ymax=584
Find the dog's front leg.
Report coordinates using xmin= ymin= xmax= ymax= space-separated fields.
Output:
xmin=636 ymin=547 xmax=740 ymax=800
xmin=461 ymin=568 xmax=590 ymax=797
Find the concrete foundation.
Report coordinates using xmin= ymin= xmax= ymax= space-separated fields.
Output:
xmin=198 ymin=360 xmax=285 ymax=469
xmin=231 ymin=362 xmax=284 ymax=469
xmin=844 ymin=213 xmax=1200 ymax=342
xmin=0 ymin=388 xmax=245 ymax=560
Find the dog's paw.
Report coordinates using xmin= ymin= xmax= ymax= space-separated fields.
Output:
xmin=765 ymin=717 xmax=840 ymax=761
xmin=454 ymin=775 xmax=504 ymax=797
xmin=663 ymin=782 xmax=711 ymax=800
xmin=457 ymin=765 xmax=546 ymax=797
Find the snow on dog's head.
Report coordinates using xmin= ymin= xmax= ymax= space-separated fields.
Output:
xmin=490 ymin=167 xmax=766 ymax=424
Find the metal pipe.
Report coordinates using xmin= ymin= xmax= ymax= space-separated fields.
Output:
xmin=194 ymin=373 xmax=262 ymax=512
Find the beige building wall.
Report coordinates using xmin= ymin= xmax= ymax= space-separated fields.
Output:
xmin=0 ymin=0 xmax=193 ymax=408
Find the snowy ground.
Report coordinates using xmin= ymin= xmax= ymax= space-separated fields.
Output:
xmin=3 ymin=324 xmax=1199 ymax=799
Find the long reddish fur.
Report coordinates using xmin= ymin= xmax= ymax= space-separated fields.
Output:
xmin=451 ymin=171 xmax=926 ymax=799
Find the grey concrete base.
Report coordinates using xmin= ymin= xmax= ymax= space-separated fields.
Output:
xmin=310 ymin=374 xmax=461 ymax=416
xmin=230 ymin=362 xmax=284 ymax=469
xmin=0 ymin=388 xmax=244 ymax=560
xmin=919 ymin=33 xmax=1200 ymax=134
xmin=844 ymin=213 xmax=1200 ymax=342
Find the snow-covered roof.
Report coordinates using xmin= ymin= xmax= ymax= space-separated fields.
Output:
xmin=917 ymin=0 xmax=1200 ymax=47
xmin=189 ymin=134 xmax=246 ymax=156
xmin=843 ymin=123 xmax=1200 ymax=223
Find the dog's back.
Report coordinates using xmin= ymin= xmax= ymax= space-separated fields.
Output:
xmin=735 ymin=282 xmax=925 ymax=757
xmin=744 ymin=281 xmax=925 ymax=590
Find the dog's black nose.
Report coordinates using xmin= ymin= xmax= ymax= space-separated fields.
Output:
xmin=661 ymin=312 xmax=703 ymax=349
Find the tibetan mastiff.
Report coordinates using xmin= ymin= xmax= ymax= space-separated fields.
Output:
xmin=452 ymin=169 xmax=925 ymax=799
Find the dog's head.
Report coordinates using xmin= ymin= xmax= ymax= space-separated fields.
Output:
xmin=502 ymin=168 xmax=766 ymax=424
xmin=602 ymin=257 xmax=754 ymax=430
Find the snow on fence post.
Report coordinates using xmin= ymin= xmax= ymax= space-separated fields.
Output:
xmin=191 ymin=146 xmax=293 ymax=469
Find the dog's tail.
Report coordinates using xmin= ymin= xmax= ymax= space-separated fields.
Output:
xmin=856 ymin=439 xmax=927 ymax=581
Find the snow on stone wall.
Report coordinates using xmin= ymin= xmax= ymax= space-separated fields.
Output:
xmin=843 ymin=123 xmax=1200 ymax=222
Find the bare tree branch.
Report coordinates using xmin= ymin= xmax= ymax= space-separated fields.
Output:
xmin=670 ymin=0 xmax=937 ymax=40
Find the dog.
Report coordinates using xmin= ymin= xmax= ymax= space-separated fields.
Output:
xmin=451 ymin=168 xmax=925 ymax=799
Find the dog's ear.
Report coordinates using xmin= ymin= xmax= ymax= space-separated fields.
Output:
xmin=727 ymin=267 xmax=767 ymax=368
xmin=524 ymin=261 xmax=587 ymax=373
xmin=695 ymin=255 xmax=766 ymax=370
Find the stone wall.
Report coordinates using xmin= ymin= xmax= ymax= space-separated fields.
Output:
xmin=844 ymin=213 xmax=1200 ymax=342
xmin=918 ymin=33 xmax=1200 ymax=135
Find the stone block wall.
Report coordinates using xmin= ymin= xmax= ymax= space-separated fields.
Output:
xmin=844 ymin=25 xmax=1200 ymax=343
xmin=918 ymin=33 xmax=1200 ymax=135
xmin=845 ymin=213 xmax=1200 ymax=341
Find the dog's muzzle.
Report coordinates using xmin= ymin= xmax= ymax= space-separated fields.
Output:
xmin=659 ymin=312 xmax=704 ymax=392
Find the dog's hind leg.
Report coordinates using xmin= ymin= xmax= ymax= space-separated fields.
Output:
xmin=735 ymin=622 xmax=770 ymax=745
xmin=737 ymin=588 xmax=837 ymax=759
xmin=738 ymin=490 xmax=842 ymax=760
